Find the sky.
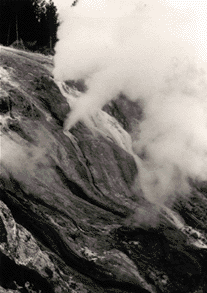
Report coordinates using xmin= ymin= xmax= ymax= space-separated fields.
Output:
xmin=53 ymin=0 xmax=72 ymax=11
xmin=53 ymin=0 xmax=207 ymax=63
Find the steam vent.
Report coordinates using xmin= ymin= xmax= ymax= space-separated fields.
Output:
xmin=1 ymin=0 xmax=207 ymax=292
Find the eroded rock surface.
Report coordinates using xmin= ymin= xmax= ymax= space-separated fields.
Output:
xmin=1 ymin=46 xmax=207 ymax=292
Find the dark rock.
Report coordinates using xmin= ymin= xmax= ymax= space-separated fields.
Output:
xmin=103 ymin=93 xmax=143 ymax=133
xmin=0 ymin=97 xmax=10 ymax=114
xmin=0 ymin=217 xmax=7 ymax=243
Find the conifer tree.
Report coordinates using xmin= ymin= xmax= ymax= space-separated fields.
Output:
xmin=0 ymin=0 xmax=59 ymax=52
xmin=45 ymin=0 xmax=59 ymax=50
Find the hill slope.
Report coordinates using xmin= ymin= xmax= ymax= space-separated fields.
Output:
xmin=1 ymin=46 xmax=207 ymax=292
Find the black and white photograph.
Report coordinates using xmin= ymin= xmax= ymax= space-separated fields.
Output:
xmin=1 ymin=0 xmax=207 ymax=292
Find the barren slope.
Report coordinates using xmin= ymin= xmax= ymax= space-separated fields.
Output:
xmin=1 ymin=46 xmax=207 ymax=292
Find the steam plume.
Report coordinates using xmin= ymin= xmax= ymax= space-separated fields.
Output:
xmin=53 ymin=0 xmax=207 ymax=206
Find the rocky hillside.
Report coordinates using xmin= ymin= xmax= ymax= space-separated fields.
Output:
xmin=1 ymin=46 xmax=207 ymax=293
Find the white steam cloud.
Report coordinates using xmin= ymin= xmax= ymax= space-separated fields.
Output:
xmin=53 ymin=0 xmax=207 ymax=206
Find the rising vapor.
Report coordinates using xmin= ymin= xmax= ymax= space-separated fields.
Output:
xmin=53 ymin=0 xmax=207 ymax=209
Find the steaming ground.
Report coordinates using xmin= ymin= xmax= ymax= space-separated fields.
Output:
xmin=53 ymin=0 xmax=207 ymax=208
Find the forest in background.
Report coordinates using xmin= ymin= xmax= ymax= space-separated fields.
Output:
xmin=0 ymin=0 xmax=59 ymax=54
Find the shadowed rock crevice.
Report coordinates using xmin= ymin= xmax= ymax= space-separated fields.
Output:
xmin=0 ymin=217 xmax=7 ymax=243
xmin=113 ymin=226 xmax=206 ymax=292
xmin=0 ymin=251 xmax=55 ymax=292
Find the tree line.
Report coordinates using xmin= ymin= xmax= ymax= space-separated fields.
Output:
xmin=0 ymin=0 xmax=59 ymax=54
